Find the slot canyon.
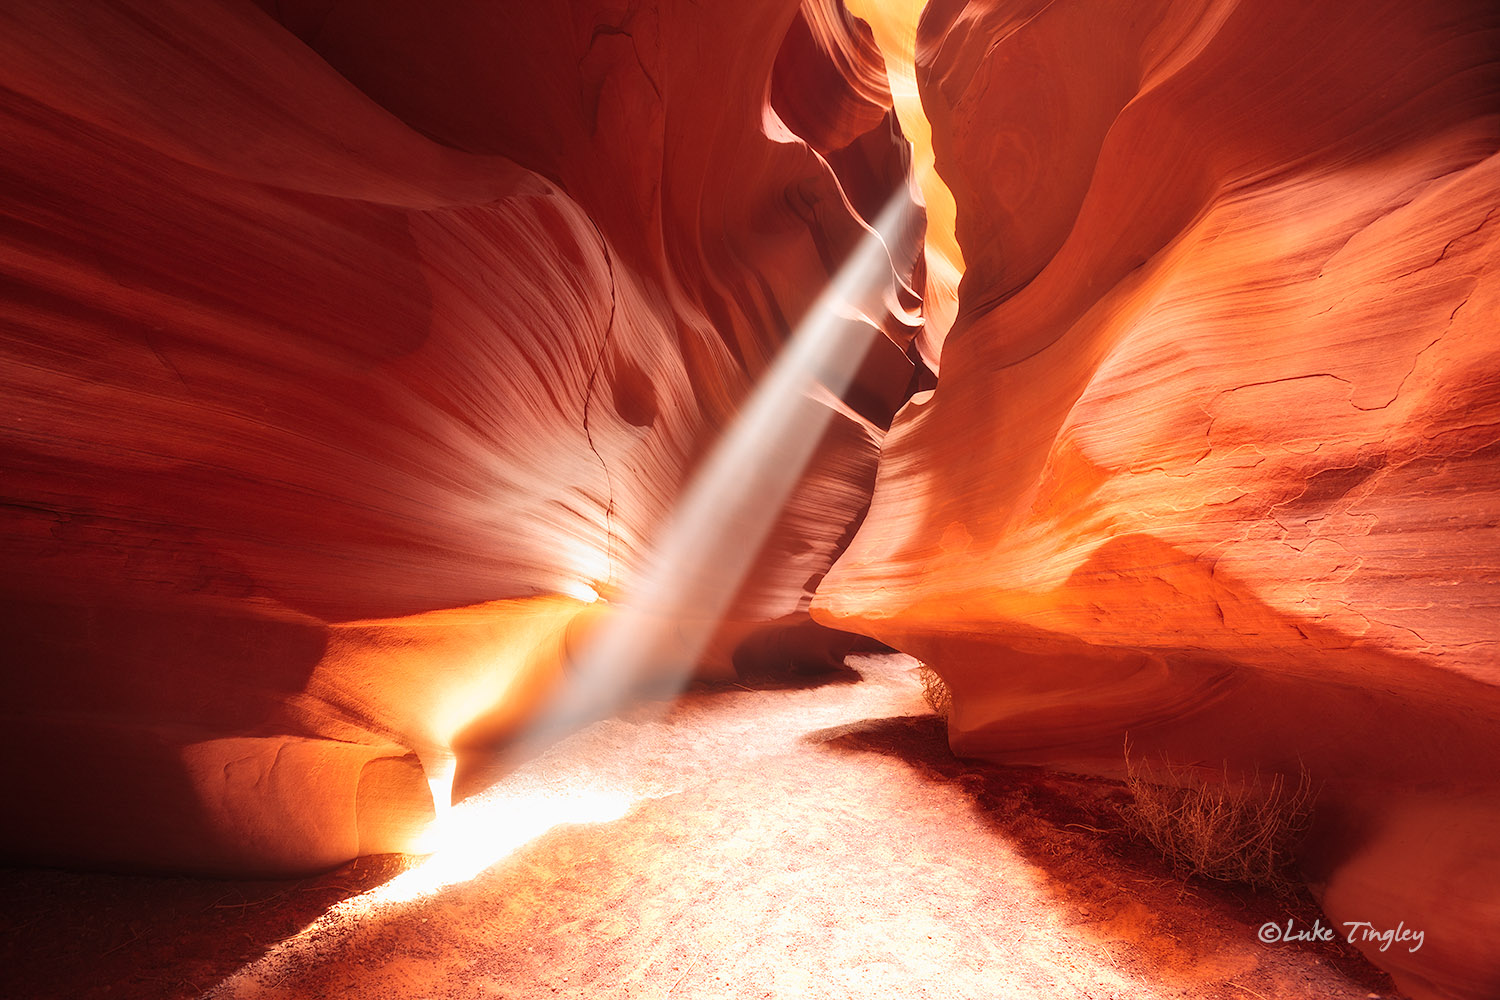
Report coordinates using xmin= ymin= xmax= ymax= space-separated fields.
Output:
xmin=1 ymin=1 xmax=1496 ymax=998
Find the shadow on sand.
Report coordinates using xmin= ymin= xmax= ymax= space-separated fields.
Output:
xmin=0 ymin=853 xmax=414 ymax=1000
xmin=811 ymin=713 xmax=1402 ymax=999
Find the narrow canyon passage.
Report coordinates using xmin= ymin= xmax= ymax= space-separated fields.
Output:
xmin=187 ymin=655 xmax=1390 ymax=1000
xmin=3 ymin=3 xmax=1497 ymax=996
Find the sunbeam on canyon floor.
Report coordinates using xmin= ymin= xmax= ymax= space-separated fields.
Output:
xmin=510 ymin=191 xmax=917 ymax=761
xmin=185 ymin=654 xmax=1399 ymax=1000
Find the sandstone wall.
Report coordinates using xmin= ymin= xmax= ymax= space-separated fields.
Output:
xmin=816 ymin=2 xmax=1500 ymax=996
xmin=0 ymin=0 xmax=915 ymax=874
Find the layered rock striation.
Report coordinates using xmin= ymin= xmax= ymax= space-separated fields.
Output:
xmin=0 ymin=0 xmax=917 ymax=873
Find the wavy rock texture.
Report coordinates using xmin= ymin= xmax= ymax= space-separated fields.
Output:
xmin=844 ymin=0 xmax=966 ymax=364
xmin=815 ymin=1 xmax=1500 ymax=997
xmin=0 ymin=0 xmax=916 ymax=874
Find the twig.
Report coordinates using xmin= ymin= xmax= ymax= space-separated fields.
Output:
xmin=667 ymin=954 xmax=701 ymax=995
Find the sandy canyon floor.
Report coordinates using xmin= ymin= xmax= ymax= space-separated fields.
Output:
xmin=1 ymin=653 xmax=1401 ymax=999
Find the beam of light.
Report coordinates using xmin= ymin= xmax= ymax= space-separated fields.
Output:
xmin=370 ymin=780 xmax=633 ymax=905
xmin=338 ymin=192 xmax=914 ymax=914
xmin=230 ymin=191 xmax=916 ymax=944
xmin=210 ymin=780 xmax=635 ymax=987
xmin=517 ymin=190 xmax=917 ymax=754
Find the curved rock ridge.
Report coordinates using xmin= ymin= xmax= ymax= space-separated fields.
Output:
xmin=814 ymin=1 xmax=1500 ymax=997
xmin=0 ymin=0 xmax=918 ymax=872
xmin=845 ymin=0 xmax=966 ymax=367
xmin=772 ymin=0 xmax=895 ymax=159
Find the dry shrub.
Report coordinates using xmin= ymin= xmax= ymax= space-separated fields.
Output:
xmin=1121 ymin=739 xmax=1316 ymax=892
xmin=916 ymin=662 xmax=951 ymax=720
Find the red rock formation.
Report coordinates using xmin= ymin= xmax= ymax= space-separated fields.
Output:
xmin=816 ymin=1 xmax=1500 ymax=997
xmin=845 ymin=0 xmax=966 ymax=365
xmin=9 ymin=0 xmax=1496 ymax=992
xmin=0 ymin=0 xmax=916 ymax=874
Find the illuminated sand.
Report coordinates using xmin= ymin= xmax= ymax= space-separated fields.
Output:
xmin=202 ymin=655 xmax=1396 ymax=1000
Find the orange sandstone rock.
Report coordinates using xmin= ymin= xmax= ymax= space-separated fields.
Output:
xmin=816 ymin=1 xmax=1500 ymax=997
xmin=0 ymin=0 xmax=915 ymax=873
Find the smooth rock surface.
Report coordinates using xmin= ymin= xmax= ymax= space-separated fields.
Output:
xmin=815 ymin=2 xmax=1500 ymax=997
xmin=0 ymin=0 xmax=916 ymax=873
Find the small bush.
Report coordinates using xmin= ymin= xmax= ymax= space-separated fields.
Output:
xmin=1121 ymin=739 xmax=1315 ymax=892
xmin=916 ymin=662 xmax=951 ymax=720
